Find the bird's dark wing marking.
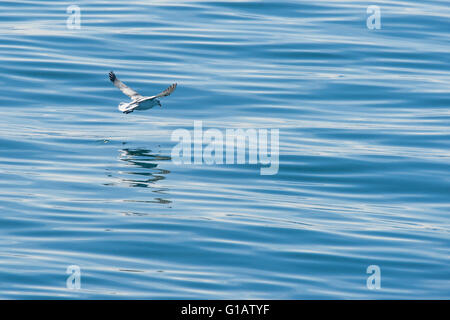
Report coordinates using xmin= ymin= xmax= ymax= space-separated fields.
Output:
xmin=109 ymin=71 xmax=142 ymax=100
xmin=152 ymin=83 xmax=177 ymax=99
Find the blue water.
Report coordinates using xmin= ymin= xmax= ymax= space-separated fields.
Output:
xmin=0 ymin=0 xmax=449 ymax=299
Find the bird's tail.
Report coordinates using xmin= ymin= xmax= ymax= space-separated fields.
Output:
xmin=118 ymin=102 xmax=128 ymax=112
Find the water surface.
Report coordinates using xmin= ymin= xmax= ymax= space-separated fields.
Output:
xmin=0 ymin=0 xmax=449 ymax=299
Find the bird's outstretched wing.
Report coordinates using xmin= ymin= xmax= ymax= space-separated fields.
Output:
xmin=109 ymin=71 xmax=142 ymax=100
xmin=151 ymin=83 xmax=177 ymax=99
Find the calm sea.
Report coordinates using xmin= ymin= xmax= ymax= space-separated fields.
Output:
xmin=0 ymin=0 xmax=449 ymax=298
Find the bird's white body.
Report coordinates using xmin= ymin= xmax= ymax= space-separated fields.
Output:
xmin=118 ymin=97 xmax=161 ymax=113
xmin=109 ymin=71 xmax=176 ymax=114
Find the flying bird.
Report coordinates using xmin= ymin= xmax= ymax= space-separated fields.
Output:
xmin=109 ymin=71 xmax=177 ymax=114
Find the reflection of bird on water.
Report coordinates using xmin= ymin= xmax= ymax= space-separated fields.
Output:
xmin=119 ymin=148 xmax=171 ymax=188
xmin=104 ymin=148 xmax=172 ymax=205
xmin=109 ymin=71 xmax=177 ymax=114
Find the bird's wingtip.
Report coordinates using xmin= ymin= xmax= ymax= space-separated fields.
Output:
xmin=109 ymin=71 xmax=116 ymax=82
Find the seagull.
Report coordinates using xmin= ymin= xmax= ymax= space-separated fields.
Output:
xmin=109 ymin=71 xmax=177 ymax=114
